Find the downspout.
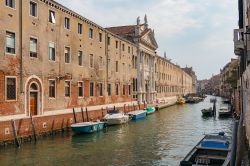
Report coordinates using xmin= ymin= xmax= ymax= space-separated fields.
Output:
xmin=105 ymin=32 xmax=108 ymax=101
xmin=19 ymin=0 xmax=23 ymax=93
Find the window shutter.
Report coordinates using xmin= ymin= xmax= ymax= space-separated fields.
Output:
xmin=6 ymin=35 xmax=15 ymax=48
xmin=30 ymin=39 xmax=37 ymax=52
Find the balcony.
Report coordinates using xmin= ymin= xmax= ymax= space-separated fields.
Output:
xmin=234 ymin=29 xmax=244 ymax=56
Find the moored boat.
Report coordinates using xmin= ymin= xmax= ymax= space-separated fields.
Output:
xmin=71 ymin=121 xmax=105 ymax=134
xmin=145 ymin=107 xmax=155 ymax=115
xmin=103 ymin=110 xmax=130 ymax=125
xmin=218 ymin=106 xmax=231 ymax=117
xmin=180 ymin=132 xmax=231 ymax=166
xmin=128 ymin=110 xmax=147 ymax=120
xmin=177 ymin=97 xmax=186 ymax=104
xmin=201 ymin=107 xmax=214 ymax=116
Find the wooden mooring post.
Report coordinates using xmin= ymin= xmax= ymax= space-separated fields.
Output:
xmin=30 ymin=113 xmax=37 ymax=142
xmin=11 ymin=119 xmax=20 ymax=147
xmin=86 ymin=107 xmax=89 ymax=122
xmin=101 ymin=107 xmax=104 ymax=118
xmin=81 ymin=107 xmax=84 ymax=122
xmin=72 ymin=108 xmax=77 ymax=123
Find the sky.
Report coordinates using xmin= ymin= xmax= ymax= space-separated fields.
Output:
xmin=56 ymin=0 xmax=238 ymax=80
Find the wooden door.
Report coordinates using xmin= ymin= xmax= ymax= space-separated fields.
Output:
xmin=30 ymin=92 xmax=38 ymax=116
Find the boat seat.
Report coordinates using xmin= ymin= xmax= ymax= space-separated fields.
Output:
xmin=195 ymin=154 xmax=226 ymax=160
xmin=195 ymin=146 xmax=231 ymax=152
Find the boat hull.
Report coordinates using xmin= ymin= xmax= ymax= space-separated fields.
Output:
xmin=105 ymin=117 xmax=129 ymax=125
xmin=71 ymin=122 xmax=105 ymax=134
xmin=128 ymin=110 xmax=147 ymax=120
xmin=146 ymin=107 xmax=155 ymax=115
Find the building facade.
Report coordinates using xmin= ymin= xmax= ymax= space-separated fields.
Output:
xmin=0 ymin=0 xmax=194 ymax=141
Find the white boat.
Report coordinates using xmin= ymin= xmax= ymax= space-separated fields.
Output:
xmin=218 ymin=106 xmax=231 ymax=117
xmin=103 ymin=110 xmax=129 ymax=125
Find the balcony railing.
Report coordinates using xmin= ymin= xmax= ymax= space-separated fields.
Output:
xmin=234 ymin=29 xmax=244 ymax=56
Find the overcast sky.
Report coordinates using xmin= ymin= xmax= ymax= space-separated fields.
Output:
xmin=56 ymin=0 xmax=238 ymax=80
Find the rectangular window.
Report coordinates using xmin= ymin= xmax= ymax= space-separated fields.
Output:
xmin=78 ymin=51 xmax=83 ymax=66
xmin=30 ymin=37 xmax=37 ymax=58
xmin=115 ymin=41 xmax=118 ymax=49
xmin=64 ymin=17 xmax=70 ymax=29
xmin=49 ymin=42 xmax=55 ymax=61
xmin=122 ymin=63 xmax=125 ymax=74
xmin=78 ymin=23 xmax=82 ymax=34
xmin=99 ymin=33 xmax=102 ymax=42
xmin=30 ymin=1 xmax=37 ymax=17
xmin=65 ymin=47 xmax=70 ymax=63
xmin=128 ymin=46 xmax=130 ymax=53
xmin=99 ymin=56 xmax=103 ymax=69
xmin=78 ymin=82 xmax=83 ymax=97
xmin=5 ymin=0 xmax=15 ymax=8
xmin=123 ymin=84 xmax=126 ymax=95
xmin=49 ymin=10 xmax=56 ymax=24
xmin=65 ymin=81 xmax=70 ymax=97
xmin=115 ymin=83 xmax=119 ymax=96
xmin=129 ymin=85 xmax=131 ymax=95
xmin=115 ymin=61 xmax=118 ymax=72
xmin=6 ymin=77 xmax=16 ymax=100
xmin=122 ymin=44 xmax=125 ymax=51
xmin=6 ymin=31 xmax=15 ymax=54
xmin=107 ymin=83 xmax=111 ymax=96
xmin=48 ymin=80 xmax=56 ymax=98
xmin=89 ymin=28 xmax=93 ymax=39
xmin=107 ymin=37 xmax=110 ymax=45
xmin=90 ymin=82 xmax=94 ymax=97
xmin=89 ymin=54 xmax=94 ymax=68
xmin=98 ymin=83 xmax=103 ymax=96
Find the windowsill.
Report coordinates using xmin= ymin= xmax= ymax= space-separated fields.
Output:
xmin=65 ymin=62 xmax=71 ymax=64
xmin=5 ymin=6 xmax=16 ymax=10
xmin=5 ymin=52 xmax=16 ymax=56
xmin=78 ymin=96 xmax=84 ymax=98
xmin=30 ymin=15 xmax=38 ymax=19
xmin=48 ymin=97 xmax=56 ymax=100
xmin=30 ymin=56 xmax=38 ymax=59
xmin=5 ymin=99 xmax=17 ymax=102
xmin=49 ymin=60 xmax=56 ymax=62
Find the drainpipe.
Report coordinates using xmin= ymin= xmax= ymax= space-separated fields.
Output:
xmin=105 ymin=32 xmax=108 ymax=101
xmin=19 ymin=0 xmax=23 ymax=93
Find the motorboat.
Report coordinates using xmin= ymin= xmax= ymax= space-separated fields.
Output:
xmin=201 ymin=107 xmax=214 ymax=116
xmin=145 ymin=107 xmax=156 ymax=115
xmin=218 ymin=106 xmax=231 ymax=117
xmin=103 ymin=110 xmax=129 ymax=125
xmin=180 ymin=132 xmax=231 ymax=166
xmin=71 ymin=121 xmax=105 ymax=134
xmin=128 ymin=110 xmax=147 ymax=120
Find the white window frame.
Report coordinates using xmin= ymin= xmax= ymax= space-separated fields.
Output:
xmin=5 ymin=76 xmax=17 ymax=101
xmin=98 ymin=82 xmax=103 ymax=97
xmin=89 ymin=54 xmax=94 ymax=68
xmin=64 ymin=80 xmax=71 ymax=97
xmin=29 ymin=36 xmax=38 ymax=58
xmin=5 ymin=0 xmax=16 ymax=9
xmin=5 ymin=30 xmax=16 ymax=55
xmin=78 ymin=81 xmax=84 ymax=98
xmin=29 ymin=1 xmax=38 ymax=18
xmin=64 ymin=17 xmax=70 ymax=30
xmin=78 ymin=50 xmax=83 ymax=67
xmin=48 ymin=41 xmax=56 ymax=62
xmin=89 ymin=82 xmax=94 ymax=97
xmin=78 ymin=23 xmax=82 ymax=34
xmin=89 ymin=28 xmax=93 ymax=39
xmin=48 ymin=79 xmax=56 ymax=99
xmin=64 ymin=46 xmax=71 ymax=64
xmin=48 ymin=10 xmax=56 ymax=24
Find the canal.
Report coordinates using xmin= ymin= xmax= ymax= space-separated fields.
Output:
xmin=0 ymin=96 xmax=233 ymax=166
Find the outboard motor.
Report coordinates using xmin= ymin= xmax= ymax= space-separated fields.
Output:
xmin=180 ymin=161 xmax=192 ymax=166
xmin=218 ymin=132 xmax=225 ymax=136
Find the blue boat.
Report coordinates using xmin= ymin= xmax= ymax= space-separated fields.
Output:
xmin=128 ymin=110 xmax=147 ymax=120
xmin=180 ymin=132 xmax=231 ymax=166
xmin=71 ymin=121 xmax=105 ymax=134
xmin=145 ymin=107 xmax=156 ymax=115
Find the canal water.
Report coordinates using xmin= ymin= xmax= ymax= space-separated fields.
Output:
xmin=0 ymin=96 xmax=233 ymax=166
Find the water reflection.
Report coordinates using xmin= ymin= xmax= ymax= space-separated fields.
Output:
xmin=0 ymin=96 xmax=232 ymax=166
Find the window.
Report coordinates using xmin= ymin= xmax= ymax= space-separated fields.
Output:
xmin=115 ymin=61 xmax=118 ymax=72
xmin=122 ymin=63 xmax=125 ymax=74
xmin=128 ymin=46 xmax=130 ymax=53
xmin=6 ymin=77 xmax=16 ymax=100
xmin=64 ymin=17 xmax=70 ymax=29
xmin=115 ymin=41 xmax=118 ymax=49
xmin=98 ymin=83 xmax=103 ymax=96
xmin=89 ymin=54 xmax=94 ymax=68
xmin=107 ymin=37 xmax=110 ymax=45
xmin=115 ymin=83 xmax=119 ymax=96
xmin=48 ymin=80 xmax=56 ymax=98
xmin=78 ymin=23 xmax=82 ymax=34
xmin=89 ymin=28 xmax=93 ymax=39
xmin=128 ymin=85 xmax=131 ymax=95
xmin=107 ymin=83 xmax=111 ymax=96
xmin=78 ymin=51 xmax=83 ymax=66
xmin=65 ymin=47 xmax=70 ymax=63
xmin=30 ymin=1 xmax=37 ymax=17
xmin=122 ymin=44 xmax=125 ymax=51
xmin=49 ymin=42 xmax=55 ymax=61
xmin=122 ymin=84 xmax=126 ymax=95
xmin=49 ymin=10 xmax=56 ymax=24
xmin=6 ymin=31 xmax=15 ymax=54
xmin=78 ymin=82 xmax=83 ymax=97
xmin=30 ymin=37 xmax=37 ymax=58
xmin=99 ymin=56 xmax=103 ymax=69
xmin=65 ymin=81 xmax=70 ymax=97
xmin=5 ymin=0 xmax=15 ymax=8
xmin=90 ymin=82 xmax=94 ymax=97
xmin=99 ymin=33 xmax=102 ymax=42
